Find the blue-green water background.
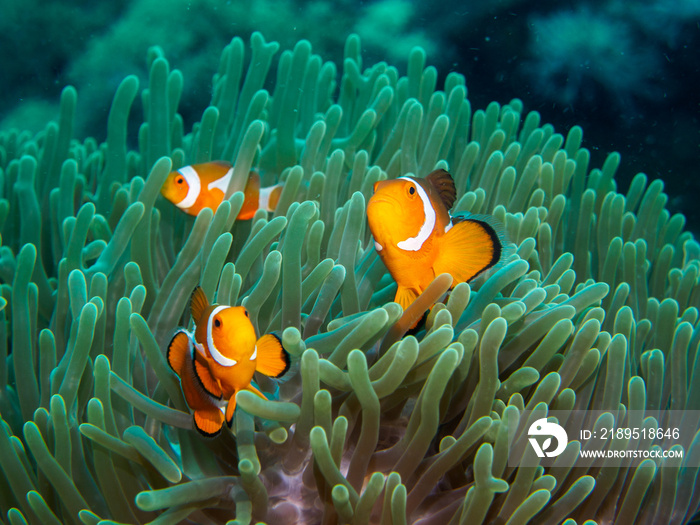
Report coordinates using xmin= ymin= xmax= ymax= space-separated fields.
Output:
xmin=1 ymin=0 xmax=698 ymax=231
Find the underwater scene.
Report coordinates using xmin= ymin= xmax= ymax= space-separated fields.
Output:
xmin=1 ymin=0 xmax=700 ymax=524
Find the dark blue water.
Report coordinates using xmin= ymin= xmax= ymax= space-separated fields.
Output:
xmin=1 ymin=0 xmax=698 ymax=233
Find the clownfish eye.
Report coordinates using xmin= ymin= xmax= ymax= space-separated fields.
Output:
xmin=214 ymin=318 xmax=221 ymax=328
xmin=407 ymin=184 xmax=416 ymax=197
xmin=244 ymin=309 xmax=249 ymax=318
xmin=409 ymin=186 xmax=415 ymax=195
xmin=176 ymin=177 xmax=184 ymax=184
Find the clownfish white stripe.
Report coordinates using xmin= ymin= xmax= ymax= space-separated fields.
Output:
xmin=396 ymin=177 xmax=435 ymax=251
xmin=177 ymin=166 xmax=202 ymax=210
xmin=207 ymin=305 xmax=237 ymax=366
xmin=259 ymin=183 xmax=282 ymax=211
xmin=180 ymin=330 xmax=200 ymax=359
xmin=445 ymin=221 xmax=453 ymax=233
xmin=250 ymin=346 xmax=257 ymax=361
xmin=194 ymin=341 xmax=207 ymax=358
xmin=207 ymin=167 xmax=233 ymax=194
xmin=375 ymin=241 xmax=383 ymax=252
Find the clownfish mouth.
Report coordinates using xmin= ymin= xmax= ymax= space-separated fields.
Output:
xmin=368 ymin=191 xmax=402 ymax=204
xmin=366 ymin=198 xmax=396 ymax=236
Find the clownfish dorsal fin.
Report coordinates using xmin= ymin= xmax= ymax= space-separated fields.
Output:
xmin=255 ymin=334 xmax=291 ymax=378
xmin=190 ymin=286 xmax=209 ymax=323
xmin=208 ymin=160 xmax=232 ymax=170
xmin=425 ymin=169 xmax=457 ymax=211
xmin=167 ymin=330 xmax=192 ymax=376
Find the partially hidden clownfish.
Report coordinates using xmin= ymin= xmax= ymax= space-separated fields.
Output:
xmin=160 ymin=161 xmax=283 ymax=219
xmin=167 ymin=287 xmax=290 ymax=436
xmin=367 ymin=169 xmax=508 ymax=310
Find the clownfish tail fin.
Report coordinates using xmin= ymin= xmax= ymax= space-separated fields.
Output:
xmin=434 ymin=213 xmax=511 ymax=285
xmin=193 ymin=408 xmax=224 ymax=437
xmin=255 ymin=334 xmax=291 ymax=378
xmin=190 ymin=286 xmax=209 ymax=323
xmin=167 ymin=330 xmax=192 ymax=376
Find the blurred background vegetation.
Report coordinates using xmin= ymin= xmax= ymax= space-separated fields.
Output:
xmin=2 ymin=0 xmax=698 ymax=233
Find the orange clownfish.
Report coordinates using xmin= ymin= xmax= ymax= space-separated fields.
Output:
xmin=367 ymin=169 xmax=506 ymax=310
xmin=167 ymin=287 xmax=290 ymax=436
xmin=160 ymin=161 xmax=283 ymax=219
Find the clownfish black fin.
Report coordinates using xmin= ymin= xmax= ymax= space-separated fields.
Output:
xmin=425 ymin=169 xmax=457 ymax=210
xmin=193 ymin=358 xmax=223 ymax=399
xmin=193 ymin=408 xmax=224 ymax=437
xmin=190 ymin=286 xmax=209 ymax=323
xmin=167 ymin=330 xmax=191 ymax=376
xmin=434 ymin=216 xmax=503 ymax=284
xmin=255 ymin=334 xmax=291 ymax=378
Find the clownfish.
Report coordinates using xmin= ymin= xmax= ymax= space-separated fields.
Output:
xmin=367 ymin=169 xmax=506 ymax=310
xmin=160 ymin=161 xmax=283 ymax=219
xmin=167 ymin=287 xmax=290 ymax=436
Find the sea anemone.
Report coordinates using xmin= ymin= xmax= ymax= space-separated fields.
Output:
xmin=0 ymin=32 xmax=698 ymax=524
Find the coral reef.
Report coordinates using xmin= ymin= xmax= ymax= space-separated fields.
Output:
xmin=0 ymin=32 xmax=699 ymax=525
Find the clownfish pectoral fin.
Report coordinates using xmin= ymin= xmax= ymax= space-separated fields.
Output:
xmin=425 ymin=169 xmax=457 ymax=210
xmin=395 ymin=286 xmax=420 ymax=311
xmin=167 ymin=330 xmax=192 ymax=376
xmin=247 ymin=383 xmax=267 ymax=400
xmin=193 ymin=358 xmax=223 ymax=399
xmin=225 ymin=394 xmax=239 ymax=425
xmin=190 ymin=286 xmax=209 ymax=323
xmin=193 ymin=408 xmax=225 ymax=437
xmin=433 ymin=217 xmax=503 ymax=284
xmin=225 ymin=386 xmax=267 ymax=424
xmin=255 ymin=334 xmax=291 ymax=378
